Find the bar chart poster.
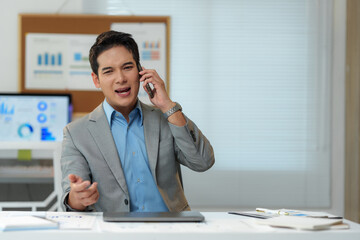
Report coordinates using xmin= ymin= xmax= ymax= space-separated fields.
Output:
xmin=25 ymin=33 xmax=97 ymax=90
xmin=111 ymin=23 xmax=167 ymax=105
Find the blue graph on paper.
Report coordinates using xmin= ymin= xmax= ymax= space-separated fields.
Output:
xmin=37 ymin=53 xmax=62 ymax=66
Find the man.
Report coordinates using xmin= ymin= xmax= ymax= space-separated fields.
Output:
xmin=61 ymin=30 xmax=214 ymax=212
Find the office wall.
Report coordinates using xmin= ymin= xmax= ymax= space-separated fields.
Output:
xmin=0 ymin=0 xmax=346 ymax=215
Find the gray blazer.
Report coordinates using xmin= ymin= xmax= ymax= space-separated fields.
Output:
xmin=60 ymin=101 xmax=215 ymax=212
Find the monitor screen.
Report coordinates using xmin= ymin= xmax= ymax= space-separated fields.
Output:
xmin=0 ymin=93 xmax=72 ymax=142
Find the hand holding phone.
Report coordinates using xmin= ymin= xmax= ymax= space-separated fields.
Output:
xmin=137 ymin=63 xmax=154 ymax=98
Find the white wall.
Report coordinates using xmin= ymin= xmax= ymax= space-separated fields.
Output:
xmin=0 ymin=0 xmax=347 ymax=215
xmin=0 ymin=0 xmax=82 ymax=92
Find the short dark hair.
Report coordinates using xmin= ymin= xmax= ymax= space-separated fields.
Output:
xmin=89 ymin=30 xmax=140 ymax=75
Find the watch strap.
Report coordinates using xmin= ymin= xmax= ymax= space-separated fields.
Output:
xmin=163 ymin=102 xmax=182 ymax=119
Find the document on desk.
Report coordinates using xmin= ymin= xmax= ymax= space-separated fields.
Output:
xmin=0 ymin=211 xmax=46 ymax=218
xmin=255 ymin=208 xmax=343 ymax=218
xmin=0 ymin=216 xmax=59 ymax=232
xmin=230 ymin=208 xmax=342 ymax=219
xmin=0 ymin=211 xmax=96 ymax=230
xmin=45 ymin=212 xmax=96 ymax=230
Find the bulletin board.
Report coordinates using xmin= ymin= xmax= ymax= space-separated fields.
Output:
xmin=18 ymin=14 xmax=171 ymax=114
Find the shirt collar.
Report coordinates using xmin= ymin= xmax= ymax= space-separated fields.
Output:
xmin=103 ymin=99 xmax=143 ymax=126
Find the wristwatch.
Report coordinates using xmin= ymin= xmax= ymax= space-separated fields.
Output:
xmin=163 ymin=102 xmax=182 ymax=119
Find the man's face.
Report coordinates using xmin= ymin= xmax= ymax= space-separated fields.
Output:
xmin=92 ymin=45 xmax=140 ymax=114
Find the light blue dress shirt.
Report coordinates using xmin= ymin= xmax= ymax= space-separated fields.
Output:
xmin=103 ymin=100 xmax=168 ymax=212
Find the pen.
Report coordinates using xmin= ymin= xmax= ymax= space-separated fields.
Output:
xmin=228 ymin=212 xmax=272 ymax=219
xmin=34 ymin=215 xmax=60 ymax=225
xmin=256 ymin=208 xmax=290 ymax=215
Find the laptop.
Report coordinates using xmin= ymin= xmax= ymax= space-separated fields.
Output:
xmin=103 ymin=211 xmax=205 ymax=222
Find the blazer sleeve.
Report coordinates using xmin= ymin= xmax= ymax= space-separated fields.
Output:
xmin=167 ymin=114 xmax=215 ymax=172
xmin=60 ymin=125 xmax=95 ymax=212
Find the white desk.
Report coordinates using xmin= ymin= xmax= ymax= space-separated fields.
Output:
xmin=1 ymin=212 xmax=360 ymax=240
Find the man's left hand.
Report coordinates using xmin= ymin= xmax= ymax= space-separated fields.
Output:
xmin=139 ymin=68 xmax=174 ymax=112
xmin=140 ymin=67 xmax=186 ymax=126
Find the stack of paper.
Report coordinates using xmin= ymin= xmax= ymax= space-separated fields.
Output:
xmin=0 ymin=216 xmax=59 ymax=232
xmin=255 ymin=216 xmax=348 ymax=230
xmin=255 ymin=208 xmax=342 ymax=218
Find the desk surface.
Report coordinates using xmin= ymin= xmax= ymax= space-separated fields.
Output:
xmin=1 ymin=212 xmax=360 ymax=240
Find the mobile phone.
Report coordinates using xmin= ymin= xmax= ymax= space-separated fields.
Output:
xmin=137 ymin=62 xmax=154 ymax=98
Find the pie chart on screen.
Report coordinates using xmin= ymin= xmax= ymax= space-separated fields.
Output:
xmin=18 ymin=123 xmax=34 ymax=138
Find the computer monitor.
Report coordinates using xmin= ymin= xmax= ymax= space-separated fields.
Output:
xmin=0 ymin=93 xmax=72 ymax=142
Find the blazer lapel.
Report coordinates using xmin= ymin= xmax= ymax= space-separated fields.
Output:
xmin=87 ymin=104 xmax=129 ymax=195
xmin=141 ymin=102 xmax=160 ymax=183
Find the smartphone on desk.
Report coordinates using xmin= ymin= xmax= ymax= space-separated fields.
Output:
xmin=137 ymin=62 xmax=154 ymax=98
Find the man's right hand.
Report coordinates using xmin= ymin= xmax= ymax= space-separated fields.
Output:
xmin=68 ymin=174 xmax=99 ymax=211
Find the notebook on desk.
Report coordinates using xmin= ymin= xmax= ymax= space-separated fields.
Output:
xmin=103 ymin=211 xmax=205 ymax=222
